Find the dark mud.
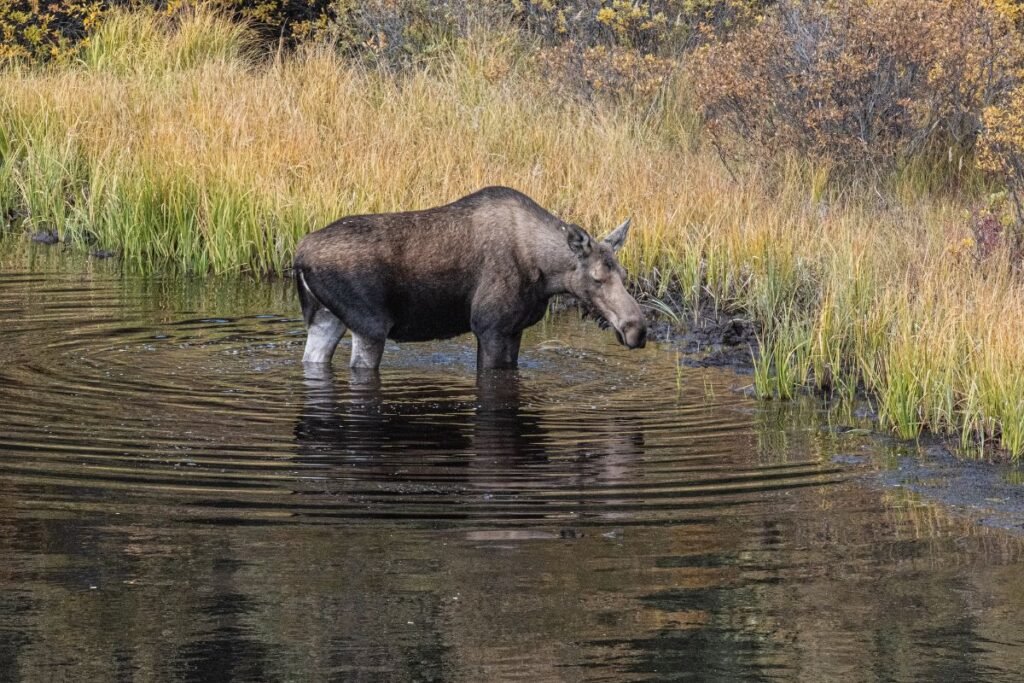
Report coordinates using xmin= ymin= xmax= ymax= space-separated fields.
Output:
xmin=559 ymin=290 xmax=759 ymax=371
xmin=876 ymin=441 xmax=1024 ymax=533
xmin=656 ymin=313 xmax=759 ymax=370
xmin=29 ymin=228 xmax=60 ymax=244
xmin=811 ymin=408 xmax=1024 ymax=536
xmin=15 ymin=223 xmax=112 ymax=258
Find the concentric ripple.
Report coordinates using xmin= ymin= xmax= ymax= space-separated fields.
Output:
xmin=0 ymin=266 xmax=842 ymax=528
xmin=5 ymin=251 xmax=1024 ymax=682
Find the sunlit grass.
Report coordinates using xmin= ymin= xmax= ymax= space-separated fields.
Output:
xmin=3 ymin=8 xmax=1024 ymax=457
xmin=752 ymin=314 xmax=811 ymax=401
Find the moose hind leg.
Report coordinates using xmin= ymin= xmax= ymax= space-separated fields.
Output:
xmin=303 ymin=308 xmax=346 ymax=364
xmin=350 ymin=333 xmax=385 ymax=370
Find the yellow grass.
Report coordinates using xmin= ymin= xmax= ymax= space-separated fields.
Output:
xmin=2 ymin=8 xmax=1024 ymax=456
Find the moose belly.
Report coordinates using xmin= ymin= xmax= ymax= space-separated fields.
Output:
xmin=385 ymin=289 xmax=473 ymax=342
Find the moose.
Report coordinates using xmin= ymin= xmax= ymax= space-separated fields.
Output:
xmin=294 ymin=186 xmax=647 ymax=370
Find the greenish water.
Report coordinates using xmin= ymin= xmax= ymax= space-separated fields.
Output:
xmin=2 ymin=242 xmax=1024 ymax=681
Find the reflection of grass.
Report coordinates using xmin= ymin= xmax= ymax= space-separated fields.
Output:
xmin=3 ymin=9 xmax=1024 ymax=457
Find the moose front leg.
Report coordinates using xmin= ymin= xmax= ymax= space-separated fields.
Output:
xmin=475 ymin=330 xmax=523 ymax=370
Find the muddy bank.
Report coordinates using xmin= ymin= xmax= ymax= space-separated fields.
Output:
xmin=7 ymin=221 xmax=119 ymax=259
xmin=874 ymin=441 xmax=1024 ymax=533
xmin=812 ymin=403 xmax=1024 ymax=533
xmin=555 ymin=289 xmax=760 ymax=371
xmin=650 ymin=313 xmax=759 ymax=371
xmin=633 ymin=292 xmax=1024 ymax=529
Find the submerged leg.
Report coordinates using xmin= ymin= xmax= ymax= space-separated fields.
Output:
xmin=476 ymin=331 xmax=523 ymax=370
xmin=350 ymin=333 xmax=385 ymax=370
xmin=303 ymin=308 xmax=346 ymax=364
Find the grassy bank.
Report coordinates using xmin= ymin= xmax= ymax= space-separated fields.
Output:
xmin=2 ymin=9 xmax=1024 ymax=457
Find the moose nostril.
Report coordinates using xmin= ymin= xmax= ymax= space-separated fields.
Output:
xmin=620 ymin=320 xmax=647 ymax=349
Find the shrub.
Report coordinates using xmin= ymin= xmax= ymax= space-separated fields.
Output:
xmin=949 ymin=194 xmax=1019 ymax=266
xmin=116 ymin=1 xmax=340 ymax=48
xmin=0 ymin=0 xmax=104 ymax=62
xmin=519 ymin=1 xmax=671 ymax=100
xmin=206 ymin=0 xmax=336 ymax=45
xmin=691 ymin=0 xmax=1024 ymax=170
xmin=0 ymin=1 xmax=461 ymax=64
xmin=206 ymin=0 xmax=467 ymax=60
xmin=512 ymin=0 xmax=768 ymax=51
xmin=323 ymin=0 xmax=471 ymax=68
xmin=679 ymin=0 xmax=771 ymax=37
xmin=979 ymin=84 xmax=1024 ymax=241
xmin=535 ymin=42 xmax=674 ymax=100
xmin=514 ymin=1 xmax=769 ymax=99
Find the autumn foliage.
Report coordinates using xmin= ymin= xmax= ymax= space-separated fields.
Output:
xmin=690 ymin=0 xmax=1024 ymax=170
xmin=0 ymin=0 xmax=104 ymax=61
xmin=979 ymin=85 xmax=1024 ymax=228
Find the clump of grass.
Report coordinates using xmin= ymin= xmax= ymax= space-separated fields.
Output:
xmin=752 ymin=315 xmax=811 ymax=401
xmin=3 ymin=125 xmax=89 ymax=240
xmin=971 ymin=309 xmax=1024 ymax=456
xmin=3 ymin=9 xmax=1024 ymax=458
xmin=80 ymin=7 xmax=257 ymax=74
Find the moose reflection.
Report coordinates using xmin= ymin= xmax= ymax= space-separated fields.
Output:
xmin=294 ymin=366 xmax=645 ymax=498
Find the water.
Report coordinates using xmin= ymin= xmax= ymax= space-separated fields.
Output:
xmin=3 ymin=244 xmax=1024 ymax=681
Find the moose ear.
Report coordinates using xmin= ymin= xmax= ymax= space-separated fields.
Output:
xmin=601 ymin=218 xmax=631 ymax=254
xmin=564 ymin=224 xmax=593 ymax=258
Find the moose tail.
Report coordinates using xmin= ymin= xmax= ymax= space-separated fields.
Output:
xmin=294 ymin=268 xmax=320 ymax=327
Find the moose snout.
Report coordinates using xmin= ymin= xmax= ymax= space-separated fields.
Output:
xmin=620 ymin=320 xmax=647 ymax=349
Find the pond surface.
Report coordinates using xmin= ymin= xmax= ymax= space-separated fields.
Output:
xmin=3 ymin=244 xmax=1024 ymax=681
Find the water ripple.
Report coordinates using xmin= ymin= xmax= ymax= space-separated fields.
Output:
xmin=5 ymin=255 xmax=1024 ymax=682
xmin=0 ymin=266 xmax=837 ymax=530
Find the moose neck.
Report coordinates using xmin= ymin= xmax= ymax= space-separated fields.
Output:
xmin=538 ymin=244 xmax=580 ymax=298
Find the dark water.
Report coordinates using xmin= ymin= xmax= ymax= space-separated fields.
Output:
xmin=3 ymin=245 xmax=1024 ymax=682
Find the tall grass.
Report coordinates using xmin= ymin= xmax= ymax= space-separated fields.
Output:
xmin=3 ymin=8 xmax=1024 ymax=457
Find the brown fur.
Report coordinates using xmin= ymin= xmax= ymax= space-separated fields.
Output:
xmin=294 ymin=187 xmax=646 ymax=370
